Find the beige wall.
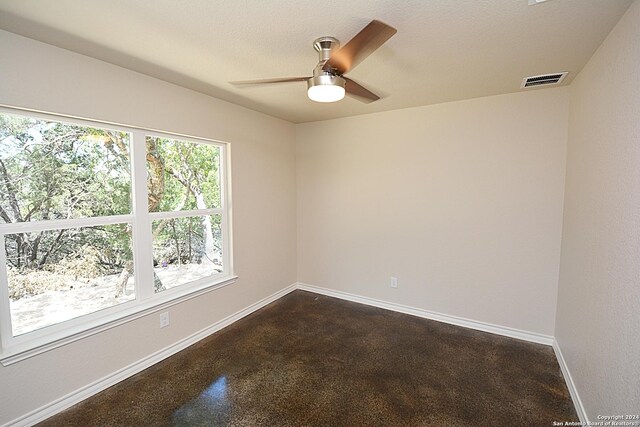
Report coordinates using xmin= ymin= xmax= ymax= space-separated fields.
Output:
xmin=556 ymin=0 xmax=640 ymax=418
xmin=3 ymin=1 xmax=639 ymax=420
xmin=296 ymin=88 xmax=569 ymax=335
xmin=0 ymin=30 xmax=297 ymax=425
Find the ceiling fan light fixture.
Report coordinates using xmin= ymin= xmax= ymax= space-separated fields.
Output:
xmin=231 ymin=20 xmax=396 ymax=104
xmin=307 ymin=74 xmax=346 ymax=103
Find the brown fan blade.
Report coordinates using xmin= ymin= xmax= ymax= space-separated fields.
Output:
xmin=344 ymin=77 xmax=380 ymax=103
xmin=230 ymin=77 xmax=309 ymax=85
xmin=323 ymin=20 xmax=397 ymax=75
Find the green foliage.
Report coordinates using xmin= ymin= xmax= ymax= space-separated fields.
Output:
xmin=5 ymin=223 xmax=132 ymax=272
xmin=0 ymin=114 xmax=131 ymax=222
xmin=0 ymin=113 xmax=133 ymax=274
xmin=146 ymin=137 xmax=222 ymax=270
xmin=146 ymin=137 xmax=220 ymax=212
xmin=1 ymin=113 xmax=222 ymax=299
xmin=152 ymin=215 xmax=222 ymax=266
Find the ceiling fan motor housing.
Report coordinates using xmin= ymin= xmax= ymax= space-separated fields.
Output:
xmin=307 ymin=36 xmax=346 ymax=102
xmin=307 ymin=73 xmax=346 ymax=90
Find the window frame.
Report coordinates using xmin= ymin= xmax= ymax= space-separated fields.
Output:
xmin=0 ymin=106 xmax=235 ymax=365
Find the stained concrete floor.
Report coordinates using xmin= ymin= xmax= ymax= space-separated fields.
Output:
xmin=39 ymin=290 xmax=578 ymax=426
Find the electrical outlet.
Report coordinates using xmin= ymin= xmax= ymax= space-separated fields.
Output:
xmin=390 ymin=277 xmax=398 ymax=288
xmin=160 ymin=312 xmax=170 ymax=328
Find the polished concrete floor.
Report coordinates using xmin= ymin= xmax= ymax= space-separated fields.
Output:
xmin=40 ymin=290 xmax=578 ymax=426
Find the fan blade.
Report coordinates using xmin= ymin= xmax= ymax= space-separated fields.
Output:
xmin=323 ymin=20 xmax=397 ymax=75
xmin=344 ymin=77 xmax=380 ymax=103
xmin=230 ymin=77 xmax=309 ymax=85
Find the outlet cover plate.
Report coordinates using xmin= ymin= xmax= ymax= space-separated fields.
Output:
xmin=160 ymin=312 xmax=170 ymax=328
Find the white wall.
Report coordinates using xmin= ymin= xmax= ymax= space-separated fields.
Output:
xmin=296 ymin=88 xmax=569 ymax=335
xmin=556 ymin=0 xmax=640 ymax=418
xmin=0 ymin=30 xmax=297 ymax=425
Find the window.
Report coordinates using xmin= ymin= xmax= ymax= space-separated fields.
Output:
xmin=0 ymin=108 xmax=232 ymax=360
xmin=146 ymin=137 xmax=224 ymax=292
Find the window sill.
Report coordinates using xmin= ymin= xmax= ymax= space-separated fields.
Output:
xmin=0 ymin=275 xmax=238 ymax=366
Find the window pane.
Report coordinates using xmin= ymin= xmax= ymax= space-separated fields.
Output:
xmin=152 ymin=215 xmax=222 ymax=292
xmin=146 ymin=137 xmax=221 ymax=212
xmin=0 ymin=112 xmax=132 ymax=223
xmin=6 ymin=223 xmax=134 ymax=336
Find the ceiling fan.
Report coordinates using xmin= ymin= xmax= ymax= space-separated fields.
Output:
xmin=230 ymin=20 xmax=397 ymax=103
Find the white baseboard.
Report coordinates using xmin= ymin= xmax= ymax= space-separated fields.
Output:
xmin=5 ymin=282 xmax=573 ymax=427
xmin=296 ymin=282 xmax=554 ymax=346
xmin=3 ymin=283 xmax=298 ymax=427
xmin=553 ymin=339 xmax=588 ymax=424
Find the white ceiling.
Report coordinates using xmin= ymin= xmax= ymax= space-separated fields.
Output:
xmin=0 ymin=0 xmax=633 ymax=123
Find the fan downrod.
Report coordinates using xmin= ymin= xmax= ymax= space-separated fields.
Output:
xmin=313 ymin=36 xmax=340 ymax=63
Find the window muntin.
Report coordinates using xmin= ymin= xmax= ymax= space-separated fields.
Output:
xmin=145 ymin=136 xmax=225 ymax=294
xmin=0 ymin=109 xmax=232 ymax=357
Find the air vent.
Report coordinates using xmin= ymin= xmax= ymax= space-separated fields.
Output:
xmin=521 ymin=72 xmax=568 ymax=88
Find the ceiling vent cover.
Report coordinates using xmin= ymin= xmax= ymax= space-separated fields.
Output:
xmin=521 ymin=72 xmax=568 ymax=88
